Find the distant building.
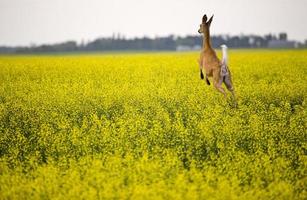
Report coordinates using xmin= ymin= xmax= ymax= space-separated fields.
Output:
xmin=176 ymin=45 xmax=201 ymax=51
xmin=268 ymin=40 xmax=298 ymax=48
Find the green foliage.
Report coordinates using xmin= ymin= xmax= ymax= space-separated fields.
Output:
xmin=0 ymin=50 xmax=306 ymax=199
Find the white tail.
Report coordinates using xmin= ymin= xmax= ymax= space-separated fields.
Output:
xmin=221 ymin=44 xmax=228 ymax=66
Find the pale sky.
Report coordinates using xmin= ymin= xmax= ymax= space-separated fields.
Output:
xmin=0 ymin=0 xmax=306 ymax=46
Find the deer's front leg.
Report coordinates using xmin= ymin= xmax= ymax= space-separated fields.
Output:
xmin=205 ymin=74 xmax=211 ymax=85
xmin=198 ymin=59 xmax=204 ymax=79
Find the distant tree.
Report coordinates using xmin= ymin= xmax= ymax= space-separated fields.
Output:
xmin=279 ymin=33 xmax=287 ymax=41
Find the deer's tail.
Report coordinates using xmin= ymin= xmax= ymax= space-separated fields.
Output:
xmin=221 ymin=44 xmax=228 ymax=66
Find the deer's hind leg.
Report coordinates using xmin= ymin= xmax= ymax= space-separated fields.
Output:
xmin=213 ymin=70 xmax=226 ymax=98
xmin=224 ymin=75 xmax=236 ymax=99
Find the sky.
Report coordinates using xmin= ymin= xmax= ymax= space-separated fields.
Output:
xmin=0 ymin=0 xmax=306 ymax=46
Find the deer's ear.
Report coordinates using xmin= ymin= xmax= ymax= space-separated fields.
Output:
xmin=202 ymin=14 xmax=207 ymax=23
xmin=207 ymin=15 xmax=214 ymax=26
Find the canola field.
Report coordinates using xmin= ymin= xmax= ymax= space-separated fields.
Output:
xmin=0 ymin=50 xmax=306 ymax=199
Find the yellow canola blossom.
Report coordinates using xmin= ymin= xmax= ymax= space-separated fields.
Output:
xmin=0 ymin=50 xmax=306 ymax=199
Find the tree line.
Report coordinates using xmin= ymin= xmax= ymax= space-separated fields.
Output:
xmin=0 ymin=33 xmax=306 ymax=53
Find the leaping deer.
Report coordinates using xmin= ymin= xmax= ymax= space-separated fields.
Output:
xmin=198 ymin=14 xmax=235 ymax=99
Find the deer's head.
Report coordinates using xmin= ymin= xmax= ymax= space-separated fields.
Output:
xmin=198 ymin=14 xmax=213 ymax=34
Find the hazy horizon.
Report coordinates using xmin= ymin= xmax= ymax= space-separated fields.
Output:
xmin=1 ymin=0 xmax=306 ymax=46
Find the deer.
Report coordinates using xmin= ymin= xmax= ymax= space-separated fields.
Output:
xmin=198 ymin=14 xmax=235 ymax=100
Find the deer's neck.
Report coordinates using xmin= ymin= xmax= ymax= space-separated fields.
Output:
xmin=203 ymin=28 xmax=212 ymax=50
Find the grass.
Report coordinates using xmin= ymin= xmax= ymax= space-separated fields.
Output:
xmin=0 ymin=50 xmax=306 ymax=199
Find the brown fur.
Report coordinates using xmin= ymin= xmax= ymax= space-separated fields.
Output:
xmin=198 ymin=14 xmax=228 ymax=97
